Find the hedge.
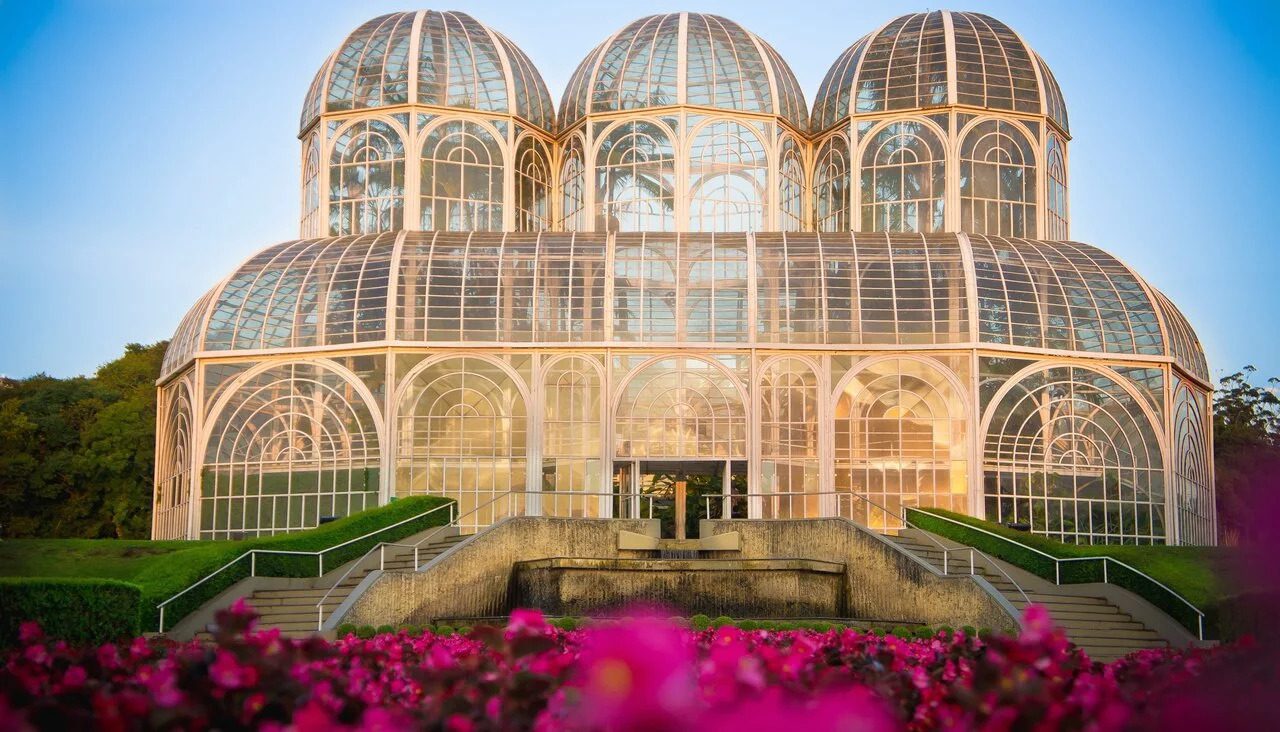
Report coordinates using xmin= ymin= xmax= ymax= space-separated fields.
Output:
xmin=0 ymin=578 xmax=142 ymax=646
xmin=147 ymin=495 xmax=454 ymax=631
xmin=905 ymin=507 xmax=1211 ymax=639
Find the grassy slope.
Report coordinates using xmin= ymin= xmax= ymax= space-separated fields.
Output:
xmin=0 ymin=496 xmax=453 ymax=626
xmin=913 ymin=508 xmax=1230 ymax=608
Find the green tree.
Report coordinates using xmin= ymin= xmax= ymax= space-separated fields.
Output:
xmin=1213 ymin=366 xmax=1280 ymax=543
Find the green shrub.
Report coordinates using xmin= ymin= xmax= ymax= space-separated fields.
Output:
xmin=355 ymin=625 xmax=376 ymax=639
xmin=0 ymin=578 xmax=141 ymax=646
xmin=938 ymin=625 xmax=955 ymax=637
xmin=890 ymin=626 xmax=912 ymax=637
xmin=549 ymin=617 xmax=580 ymax=631
xmin=913 ymin=626 xmax=934 ymax=639
xmin=712 ymin=615 xmax=734 ymax=628
xmin=737 ymin=619 xmax=759 ymax=631
xmin=456 ymin=626 xmax=472 ymax=635
xmin=434 ymin=625 xmax=455 ymax=636
xmin=375 ymin=624 xmax=395 ymax=635
xmin=961 ymin=625 xmax=977 ymax=638
xmin=335 ymin=623 xmax=356 ymax=637
xmin=690 ymin=614 xmax=711 ymax=630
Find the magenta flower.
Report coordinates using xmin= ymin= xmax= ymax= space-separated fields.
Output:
xmin=209 ymin=649 xmax=260 ymax=689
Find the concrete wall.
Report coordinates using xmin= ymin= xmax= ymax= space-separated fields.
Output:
xmin=703 ymin=518 xmax=1018 ymax=631
xmin=341 ymin=516 xmax=1019 ymax=631
xmin=341 ymin=517 xmax=656 ymax=627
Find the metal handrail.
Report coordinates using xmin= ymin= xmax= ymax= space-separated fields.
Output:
xmin=906 ymin=507 xmax=1206 ymax=640
xmin=155 ymin=500 xmax=457 ymax=633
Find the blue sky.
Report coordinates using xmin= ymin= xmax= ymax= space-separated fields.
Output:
xmin=0 ymin=0 xmax=1277 ymax=381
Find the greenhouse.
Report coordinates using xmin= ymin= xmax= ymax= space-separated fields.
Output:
xmin=153 ymin=10 xmax=1214 ymax=546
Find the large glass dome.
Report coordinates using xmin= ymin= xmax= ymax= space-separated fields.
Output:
xmin=559 ymin=13 xmax=808 ymax=131
xmin=299 ymin=10 xmax=554 ymax=135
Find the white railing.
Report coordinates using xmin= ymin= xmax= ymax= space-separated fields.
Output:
xmin=905 ymin=508 xmax=1206 ymax=640
xmin=314 ymin=490 xmax=658 ymax=630
xmin=155 ymin=501 xmax=457 ymax=633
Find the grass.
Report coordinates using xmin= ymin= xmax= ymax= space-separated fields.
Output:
xmin=0 ymin=495 xmax=453 ymax=631
xmin=907 ymin=507 xmax=1231 ymax=637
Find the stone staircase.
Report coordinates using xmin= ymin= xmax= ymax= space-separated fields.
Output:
xmin=887 ymin=530 xmax=1169 ymax=662
xmin=195 ymin=531 xmax=468 ymax=639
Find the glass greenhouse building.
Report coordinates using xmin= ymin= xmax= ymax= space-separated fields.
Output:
xmin=153 ymin=10 xmax=1215 ymax=546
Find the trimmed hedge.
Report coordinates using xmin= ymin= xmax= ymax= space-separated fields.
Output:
xmin=905 ymin=507 xmax=1211 ymax=639
xmin=0 ymin=578 xmax=141 ymax=646
xmin=148 ymin=496 xmax=454 ymax=631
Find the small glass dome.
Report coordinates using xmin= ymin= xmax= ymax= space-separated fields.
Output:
xmin=299 ymin=10 xmax=554 ymax=135
xmin=560 ymin=12 xmax=808 ymax=131
xmin=811 ymin=11 xmax=1068 ymax=134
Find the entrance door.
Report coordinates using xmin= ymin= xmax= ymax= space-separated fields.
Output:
xmin=626 ymin=460 xmax=747 ymax=538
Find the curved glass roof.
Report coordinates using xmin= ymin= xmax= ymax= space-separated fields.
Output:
xmin=812 ymin=11 xmax=1069 ymax=134
xmin=559 ymin=13 xmax=808 ymax=130
xmin=300 ymin=11 xmax=554 ymax=135
xmin=164 ymin=232 xmax=1206 ymax=383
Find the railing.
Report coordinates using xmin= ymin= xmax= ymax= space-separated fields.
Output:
xmin=906 ymin=508 xmax=1206 ymax=640
xmin=314 ymin=490 xmax=659 ymax=631
xmin=701 ymin=491 xmax=1032 ymax=607
xmin=155 ymin=501 xmax=456 ymax=633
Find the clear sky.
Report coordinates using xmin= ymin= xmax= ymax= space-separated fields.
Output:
xmin=0 ymin=0 xmax=1276 ymax=381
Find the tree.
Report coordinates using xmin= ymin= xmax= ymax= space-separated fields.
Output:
xmin=1214 ymin=366 xmax=1280 ymax=544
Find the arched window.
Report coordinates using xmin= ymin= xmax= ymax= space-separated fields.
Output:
xmin=328 ymin=119 xmax=405 ymax=235
xmin=859 ymin=121 xmax=946 ymax=233
xmin=960 ymin=120 xmax=1037 ymax=237
xmin=760 ymin=358 xmax=820 ymax=517
xmin=202 ymin=362 xmax=382 ymax=539
xmin=420 ymin=121 xmax=504 ymax=231
xmin=814 ymin=134 xmax=851 ymax=232
xmin=515 ymin=136 xmax=551 ymax=231
xmin=542 ymin=357 xmax=604 ymax=516
xmin=1173 ymin=383 xmax=1213 ymax=545
xmin=983 ymin=366 xmax=1165 ymax=544
xmin=396 ymin=357 xmax=527 ymax=530
xmin=595 ymin=120 xmax=675 ymax=232
xmin=301 ymin=135 xmax=321 ymax=238
xmin=153 ymin=381 xmax=195 ymax=539
xmin=779 ymin=135 xmax=805 ymax=232
xmin=1046 ymin=134 xmax=1069 ymax=240
xmin=835 ymin=358 xmax=968 ymax=530
xmin=615 ymin=357 xmax=746 ymax=459
xmin=560 ymin=136 xmax=586 ymax=231
xmin=688 ymin=120 xmax=767 ymax=231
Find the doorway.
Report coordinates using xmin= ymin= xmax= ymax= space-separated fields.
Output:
xmin=613 ymin=460 xmax=747 ymax=539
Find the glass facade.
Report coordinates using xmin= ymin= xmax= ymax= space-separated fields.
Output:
xmin=155 ymin=11 xmax=1213 ymax=547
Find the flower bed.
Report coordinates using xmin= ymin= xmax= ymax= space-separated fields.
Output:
xmin=0 ymin=602 xmax=1255 ymax=731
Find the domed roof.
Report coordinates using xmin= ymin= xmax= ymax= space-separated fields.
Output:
xmin=559 ymin=13 xmax=808 ymax=131
xmin=812 ymin=11 xmax=1068 ymax=134
xmin=162 ymin=232 xmax=1206 ymax=385
xmin=299 ymin=10 xmax=554 ymax=135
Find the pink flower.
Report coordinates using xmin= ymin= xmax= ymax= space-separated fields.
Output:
xmin=17 ymin=622 xmax=42 ymax=645
xmin=209 ymin=650 xmax=259 ymax=689
xmin=573 ymin=614 xmax=698 ymax=731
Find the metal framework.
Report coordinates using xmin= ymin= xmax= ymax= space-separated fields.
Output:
xmin=154 ymin=11 xmax=1214 ymax=546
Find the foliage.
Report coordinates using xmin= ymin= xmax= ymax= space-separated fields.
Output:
xmin=1213 ymin=366 xmax=1280 ymax=543
xmin=0 ymin=579 xmax=141 ymax=647
xmin=0 ymin=602 xmax=1265 ymax=731
xmin=0 ymin=342 xmax=166 ymax=539
xmin=0 ymin=496 xmax=452 ymax=631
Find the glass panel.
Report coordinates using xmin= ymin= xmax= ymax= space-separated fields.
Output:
xmin=615 ymin=356 xmax=747 ymax=459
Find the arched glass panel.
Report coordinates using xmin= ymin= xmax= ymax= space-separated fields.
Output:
xmin=814 ymin=135 xmax=851 ymax=232
xmin=153 ymin=380 xmax=195 ymax=539
xmin=542 ymin=357 xmax=604 ymax=516
xmin=590 ymin=14 xmax=680 ymax=113
xmin=515 ymin=136 xmax=551 ymax=231
xmin=595 ymin=120 xmax=675 ymax=232
xmin=983 ymin=366 xmax=1165 ymax=544
xmin=759 ymin=358 xmax=820 ymax=518
xmin=420 ymin=120 xmax=504 ymax=231
xmin=1046 ymin=134 xmax=1068 ymax=240
xmin=615 ymin=357 xmax=746 ymax=459
xmin=960 ymin=120 xmax=1037 ymax=237
xmin=1173 ymin=382 xmax=1213 ymax=545
xmin=860 ymin=121 xmax=946 ymax=233
xmin=779 ymin=135 xmax=805 ymax=232
xmin=328 ymin=119 xmax=405 ymax=235
xmin=201 ymin=363 xmax=381 ymax=539
xmin=688 ymin=121 xmax=767 ymax=232
xmin=560 ymin=137 xmax=587 ymax=231
xmin=301 ymin=135 xmax=321 ymax=238
xmin=835 ymin=358 xmax=968 ymax=530
xmin=684 ymin=14 xmax=773 ymax=114
xmin=396 ymin=357 xmax=527 ymax=531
